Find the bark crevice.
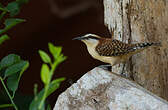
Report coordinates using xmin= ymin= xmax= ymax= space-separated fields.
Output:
xmin=104 ymin=0 xmax=168 ymax=100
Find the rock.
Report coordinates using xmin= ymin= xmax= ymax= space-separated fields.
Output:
xmin=54 ymin=67 xmax=168 ymax=110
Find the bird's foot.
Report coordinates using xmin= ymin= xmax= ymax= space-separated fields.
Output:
xmin=120 ymin=73 xmax=128 ymax=77
xmin=98 ymin=64 xmax=111 ymax=71
xmin=120 ymin=64 xmax=131 ymax=78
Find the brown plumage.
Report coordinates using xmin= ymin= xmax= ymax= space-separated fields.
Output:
xmin=95 ymin=38 xmax=160 ymax=57
xmin=73 ymin=33 xmax=161 ymax=66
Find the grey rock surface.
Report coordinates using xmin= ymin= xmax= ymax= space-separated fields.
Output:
xmin=54 ymin=67 xmax=168 ymax=110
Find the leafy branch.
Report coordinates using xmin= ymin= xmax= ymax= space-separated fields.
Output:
xmin=0 ymin=1 xmax=67 ymax=110
xmin=29 ymin=43 xmax=67 ymax=110
xmin=0 ymin=54 xmax=29 ymax=110
xmin=0 ymin=44 xmax=67 ymax=110
xmin=0 ymin=0 xmax=28 ymax=45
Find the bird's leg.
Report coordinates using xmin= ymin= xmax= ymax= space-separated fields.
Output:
xmin=98 ymin=64 xmax=111 ymax=71
xmin=121 ymin=63 xmax=126 ymax=76
xmin=120 ymin=63 xmax=130 ymax=78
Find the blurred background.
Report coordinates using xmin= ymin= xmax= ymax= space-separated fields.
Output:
xmin=0 ymin=0 xmax=111 ymax=108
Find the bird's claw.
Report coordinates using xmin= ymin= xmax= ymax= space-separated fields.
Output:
xmin=98 ymin=64 xmax=111 ymax=71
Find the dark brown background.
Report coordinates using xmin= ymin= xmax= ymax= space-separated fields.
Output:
xmin=0 ymin=0 xmax=111 ymax=107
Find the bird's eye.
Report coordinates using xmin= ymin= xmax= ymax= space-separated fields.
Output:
xmin=82 ymin=37 xmax=90 ymax=40
xmin=88 ymin=36 xmax=99 ymax=40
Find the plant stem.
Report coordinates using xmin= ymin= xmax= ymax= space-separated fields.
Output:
xmin=0 ymin=104 xmax=13 ymax=108
xmin=38 ymin=62 xmax=58 ymax=110
xmin=0 ymin=77 xmax=18 ymax=110
xmin=38 ymin=84 xmax=49 ymax=110
xmin=0 ymin=11 xmax=6 ymax=21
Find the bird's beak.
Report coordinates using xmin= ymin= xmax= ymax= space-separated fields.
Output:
xmin=72 ymin=36 xmax=84 ymax=40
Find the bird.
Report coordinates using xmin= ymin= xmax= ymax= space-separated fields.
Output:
xmin=73 ymin=33 xmax=161 ymax=70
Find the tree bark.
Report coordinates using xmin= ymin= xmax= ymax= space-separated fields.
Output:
xmin=104 ymin=0 xmax=168 ymax=100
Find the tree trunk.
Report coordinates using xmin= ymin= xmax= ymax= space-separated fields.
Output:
xmin=104 ymin=0 xmax=168 ymax=100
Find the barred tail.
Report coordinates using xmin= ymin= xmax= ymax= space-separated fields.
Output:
xmin=136 ymin=42 xmax=161 ymax=48
xmin=130 ymin=42 xmax=161 ymax=52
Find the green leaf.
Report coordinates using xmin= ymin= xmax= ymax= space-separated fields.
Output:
xmin=41 ymin=64 xmax=50 ymax=84
xmin=0 ymin=54 xmax=21 ymax=71
xmin=55 ymin=47 xmax=62 ymax=57
xmin=0 ymin=34 xmax=10 ymax=45
xmin=39 ymin=50 xmax=51 ymax=64
xmin=7 ymin=73 xmax=20 ymax=94
xmin=0 ymin=11 xmax=7 ymax=21
xmin=47 ymin=104 xmax=52 ymax=110
xmin=47 ymin=78 xmax=66 ymax=94
xmin=57 ymin=54 xmax=67 ymax=64
xmin=51 ymin=77 xmax=65 ymax=84
xmin=6 ymin=2 xmax=20 ymax=17
xmin=29 ymin=77 xmax=65 ymax=110
xmin=0 ymin=3 xmax=8 ymax=12
xmin=4 ymin=61 xmax=28 ymax=78
xmin=48 ymin=43 xmax=62 ymax=60
xmin=46 ymin=77 xmax=65 ymax=96
xmin=48 ymin=43 xmax=56 ymax=56
xmin=6 ymin=61 xmax=29 ymax=95
xmin=0 ymin=18 xmax=25 ymax=35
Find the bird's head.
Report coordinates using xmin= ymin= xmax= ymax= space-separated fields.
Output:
xmin=73 ymin=33 xmax=101 ymax=46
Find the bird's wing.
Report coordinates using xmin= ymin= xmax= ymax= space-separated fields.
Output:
xmin=95 ymin=39 xmax=134 ymax=56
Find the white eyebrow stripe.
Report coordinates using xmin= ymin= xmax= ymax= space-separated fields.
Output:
xmin=84 ymin=34 xmax=97 ymax=37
